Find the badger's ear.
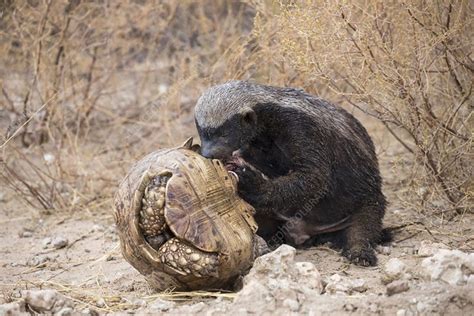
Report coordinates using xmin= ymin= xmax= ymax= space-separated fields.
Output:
xmin=241 ymin=109 xmax=257 ymax=127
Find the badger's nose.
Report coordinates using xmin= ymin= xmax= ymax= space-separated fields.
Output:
xmin=201 ymin=142 xmax=232 ymax=160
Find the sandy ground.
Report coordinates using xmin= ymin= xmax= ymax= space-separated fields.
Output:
xmin=1 ymin=160 xmax=473 ymax=315
xmin=0 ymin=111 xmax=473 ymax=315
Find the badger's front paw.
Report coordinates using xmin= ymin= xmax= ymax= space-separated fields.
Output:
xmin=234 ymin=166 xmax=267 ymax=206
xmin=343 ymin=246 xmax=377 ymax=267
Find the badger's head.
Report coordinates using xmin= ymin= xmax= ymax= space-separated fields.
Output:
xmin=194 ymin=81 xmax=270 ymax=160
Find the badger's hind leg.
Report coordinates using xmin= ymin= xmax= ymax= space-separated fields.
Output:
xmin=342 ymin=203 xmax=384 ymax=266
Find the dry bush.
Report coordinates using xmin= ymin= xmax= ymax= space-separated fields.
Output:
xmin=245 ymin=0 xmax=473 ymax=215
xmin=0 ymin=0 xmax=255 ymax=213
xmin=0 ymin=0 xmax=472 ymax=218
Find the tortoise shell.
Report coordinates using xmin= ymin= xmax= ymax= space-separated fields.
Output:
xmin=114 ymin=138 xmax=259 ymax=290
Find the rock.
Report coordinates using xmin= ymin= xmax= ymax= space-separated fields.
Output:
xmin=234 ymin=245 xmax=322 ymax=312
xmin=57 ymin=307 xmax=74 ymax=316
xmin=325 ymin=274 xmax=350 ymax=294
xmin=51 ymin=236 xmax=69 ymax=249
xmin=417 ymin=240 xmax=448 ymax=257
xmin=325 ymin=274 xmax=366 ymax=294
xmin=350 ymin=278 xmax=367 ymax=293
xmin=42 ymin=237 xmax=52 ymax=249
xmin=150 ymin=298 xmax=175 ymax=311
xmin=344 ymin=303 xmax=356 ymax=312
xmin=0 ymin=301 xmax=26 ymax=315
xmin=96 ymin=298 xmax=105 ymax=308
xmin=19 ymin=230 xmax=33 ymax=238
xmin=23 ymin=289 xmax=72 ymax=314
xmin=26 ymin=255 xmax=50 ymax=267
xmin=91 ymin=224 xmax=105 ymax=233
xmin=386 ymin=280 xmax=410 ymax=296
xmin=282 ymin=298 xmax=299 ymax=311
xmin=132 ymin=299 xmax=147 ymax=307
xmin=43 ymin=153 xmax=55 ymax=165
xmin=81 ymin=307 xmax=99 ymax=316
xmin=376 ymin=245 xmax=392 ymax=255
xmin=384 ymin=258 xmax=408 ymax=279
xmin=396 ymin=309 xmax=407 ymax=316
xmin=421 ymin=249 xmax=474 ymax=285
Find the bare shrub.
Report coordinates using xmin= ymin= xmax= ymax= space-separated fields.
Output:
xmin=245 ymin=0 xmax=473 ymax=214
xmin=0 ymin=0 xmax=472 ymax=217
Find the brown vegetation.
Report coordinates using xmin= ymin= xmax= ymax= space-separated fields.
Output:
xmin=0 ymin=0 xmax=472 ymax=219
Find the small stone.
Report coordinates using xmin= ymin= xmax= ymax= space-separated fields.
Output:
xmin=23 ymin=289 xmax=72 ymax=313
xmin=0 ymin=301 xmax=26 ymax=314
xmin=96 ymin=298 xmax=105 ymax=307
xmin=283 ymin=298 xmax=299 ymax=311
xmin=178 ymin=257 xmax=187 ymax=266
xmin=344 ymin=303 xmax=356 ymax=312
xmin=81 ymin=307 xmax=99 ymax=316
xmin=350 ymin=278 xmax=367 ymax=292
xmin=386 ymin=280 xmax=410 ymax=296
xmin=421 ymin=249 xmax=474 ymax=285
xmin=51 ymin=236 xmax=68 ymax=249
xmin=376 ymin=245 xmax=391 ymax=255
xmin=19 ymin=230 xmax=33 ymax=238
xmin=185 ymin=249 xmax=192 ymax=254
xmin=396 ymin=309 xmax=407 ymax=316
xmin=27 ymin=255 xmax=50 ymax=267
xmin=57 ymin=307 xmax=74 ymax=316
xmin=368 ymin=303 xmax=378 ymax=313
xmin=417 ymin=240 xmax=448 ymax=257
xmin=384 ymin=258 xmax=407 ymax=279
xmin=91 ymin=224 xmax=105 ymax=233
xmin=43 ymin=153 xmax=55 ymax=164
xmin=132 ymin=299 xmax=146 ymax=307
xmin=170 ymin=244 xmax=178 ymax=252
xmin=150 ymin=298 xmax=175 ymax=311
xmin=106 ymin=255 xmax=115 ymax=261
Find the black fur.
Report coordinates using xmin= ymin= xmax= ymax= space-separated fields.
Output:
xmin=195 ymin=82 xmax=386 ymax=266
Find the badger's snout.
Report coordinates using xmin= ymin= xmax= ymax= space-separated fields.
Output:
xmin=200 ymin=141 xmax=234 ymax=160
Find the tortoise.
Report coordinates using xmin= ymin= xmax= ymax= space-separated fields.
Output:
xmin=113 ymin=138 xmax=268 ymax=291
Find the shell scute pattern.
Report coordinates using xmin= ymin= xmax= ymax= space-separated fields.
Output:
xmin=114 ymin=138 xmax=262 ymax=290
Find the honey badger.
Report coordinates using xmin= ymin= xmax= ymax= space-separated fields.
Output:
xmin=194 ymin=80 xmax=387 ymax=266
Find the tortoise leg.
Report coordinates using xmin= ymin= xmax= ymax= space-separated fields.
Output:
xmin=159 ymin=238 xmax=219 ymax=278
xmin=139 ymin=175 xmax=170 ymax=250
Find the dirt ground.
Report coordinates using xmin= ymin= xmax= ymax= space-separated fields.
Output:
xmin=1 ymin=123 xmax=473 ymax=315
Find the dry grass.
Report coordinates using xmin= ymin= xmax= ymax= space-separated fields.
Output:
xmin=0 ymin=0 xmax=472 ymax=221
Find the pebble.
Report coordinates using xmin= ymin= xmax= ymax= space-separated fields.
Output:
xmin=23 ymin=289 xmax=72 ymax=313
xmin=421 ymin=249 xmax=474 ymax=285
xmin=42 ymin=237 xmax=52 ymax=248
xmin=0 ymin=301 xmax=26 ymax=314
xmin=350 ymin=278 xmax=367 ymax=293
xmin=386 ymin=280 xmax=410 ymax=296
xmin=81 ymin=307 xmax=99 ymax=315
xmin=384 ymin=258 xmax=407 ymax=279
xmin=91 ymin=224 xmax=105 ymax=233
xmin=51 ymin=236 xmax=69 ymax=249
xmin=376 ymin=245 xmax=392 ymax=255
xmin=396 ymin=309 xmax=407 ymax=316
xmin=344 ymin=303 xmax=356 ymax=312
xmin=283 ymin=298 xmax=299 ymax=311
xmin=96 ymin=298 xmax=105 ymax=308
xmin=19 ymin=230 xmax=33 ymax=238
xmin=57 ymin=307 xmax=74 ymax=316
xmin=417 ymin=240 xmax=448 ymax=257
xmin=150 ymin=298 xmax=175 ymax=311
xmin=26 ymin=255 xmax=50 ymax=267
